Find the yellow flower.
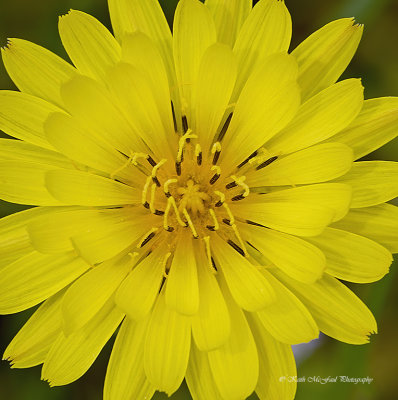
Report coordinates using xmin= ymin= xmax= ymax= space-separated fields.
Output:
xmin=0 ymin=0 xmax=397 ymax=399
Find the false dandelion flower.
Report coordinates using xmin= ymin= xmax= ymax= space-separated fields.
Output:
xmin=0 ymin=0 xmax=397 ymax=399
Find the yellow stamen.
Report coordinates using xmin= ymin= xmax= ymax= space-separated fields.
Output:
xmin=149 ymin=183 xmax=157 ymax=214
xmin=222 ymin=202 xmax=235 ymax=225
xmin=231 ymin=223 xmax=248 ymax=256
xmin=230 ymin=175 xmax=250 ymax=197
xmin=141 ymin=176 xmax=152 ymax=206
xmin=163 ymin=198 xmax=174 ymax=231
xmin=169 ymin=196 xmax=188 ymax=227
xmin=182 ymin=208 xmax=199 ymax=238
xmin=209 ymin=209 xmax=219 ymax=231
xmin=151 ymin=159 xmax=167 ymax=178
xmin=177 ymin=130 xmax=198 ymax=162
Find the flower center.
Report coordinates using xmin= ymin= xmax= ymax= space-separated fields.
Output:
xmin=176 ymin=179 xmax=210 ymax=214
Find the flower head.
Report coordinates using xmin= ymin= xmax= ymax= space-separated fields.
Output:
xmin=0 ymin=0 xmax=397 ymax=399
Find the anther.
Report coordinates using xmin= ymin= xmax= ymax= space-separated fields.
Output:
xmin=227 ymin=239 xmax=245 ymax=257
xmin=204 ymin=236 xmax=217 ymax=274
xmin=223 ymin=218 xmax=231 ymax=225
xmin=182 ymin=115 xmax=189 ymax=133
xmin=211 ymin=142 xmax=222 ymax=165
xmin=231 ymin=194 xmax=246 ymax=202
xmin=209 ymin=165 xmax=221 ymax=185
xmin=217 ymin=112 xmax=233 ymax=142
xmin=147 ymin=155 xmax=157 ymax=167
xmin=256 ymin=156 xmax=278 ymax=170
xmin=164 ymin=178 xmax=178 ymax=198
xmin=175 ymin=161 xmax=182 ymax=176
xmin=195 ymin=143 xmax=202 ymax=166
xmin=237 ymin=151 xmax=258 ymax=169
xmin=246 ymin=219 xmax=265 ymax=227
xmin=138 ymin=228 xmax=158 ymax=248
xmin=154 ymin=209 xmax=165 ymax=216
xmin=214 ymin=191 xmax=225 ymax=207
xmin=152 ymin=176 xmax=161 ymax=187
xmin=226 ymin=181 xmax=238 ymax=189
xmin=162 ymin=252 xmax=172 ymax=278
xmin=171 ymin=102 xmax=177 ymax=132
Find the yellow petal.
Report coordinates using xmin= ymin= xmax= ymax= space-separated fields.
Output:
xmin=275 ymin=269 xmax=377 ymax=344
xmin=0 ymin=251 xmax=89 ymax=314
xmin=0 ymin=206 xmax=63 ymax=267
xmin=166 ymin=236 xmax=199 ymax=315
xmin=121 ymin=32 xmax=175 ymax=137
xmin=173 ymin=0 xmax=216 ymax=120
xmin=231 ymin=201 xmax=333 ymax=237
xmin=0 ymin=91 xmax=59 ymax=149
xmin=257 ymin=183 xmax=352 ymax=223
xmin=106 ymin=62 xmax=174 ymax=160
xmin=71 ymin=212 xmax=151 ymax=264
xmin=220 ymin=54 xmax=300 ymax=173
xmin=3 ymin=289 xmax=66 ymax=369
xmin=331 ymin=97 xmax=398 ymax=160
xmin=256 ymin=269 xmax=319 ymax=344
xmin=267 ymin=79 xmax=364 ymax=154
xmin=208 ymin=276 xmax=259 ymax=400
xmin=247 ymin=143 xmax=353 ymax=187
xmin=104 ymin=318 xmax=155 ymax=400
xmin=240 ymin=223 xmax=325 ymax=283
xmin=1 ymin=38 xmax=76 ymax=107
xmin=108 ymin=0 xmax=178 ymax=130
xmin=185 ymin=343 xmax=223 ymax=400
xmin=205 ymin=0 xmax=251 ymax=46
xmin=62 ymin=256 xmax=132 ymax=335
xmin=0 ymin=161 xmax=64 ymax=206
xmin=27 ymin=208 xmax=143 ymax=254
xmin=192 ymin=43 xmax=237 ymax=153
xmin=42 ymin=299 xmax=124 ymax=386
xmin=45 ymin=112 xmax=133 ymax=180
xmin=191 ymin=244 xmax=230 ymax=351
xmin=306 ymin=227 xmax=392 ymax=283
xmin=211 ymin=234 xmax=275 ymax=311
xmin=335 ymin=161 xmax=398 ymax=208
xmin=292 ymin=18 xmax=363 ymax=101
xmin=115 ymin=245 xmax=169 ymax=321
xmin=144 ymin=291 xmax=191 ymax=395
xmin=59 ymin=10 xmax=121 ymax=81
xmin=331 ymin=204 xmax=398 ymax=253
xmin=60 ymin=75 xmax=147 ymax=155
xmin=247 ymin=313 xmax=297 ymax=400
xmin=0 ymin=139 xmax=72 ymax=169
xmin=233 ymin=0 xmax=292 ymax=99
xmin=45 ymin=169 xmax=139 ymax=206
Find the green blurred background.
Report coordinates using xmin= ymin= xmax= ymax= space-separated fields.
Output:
xmin=0 ymin=0 xmax=397 ymax=399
